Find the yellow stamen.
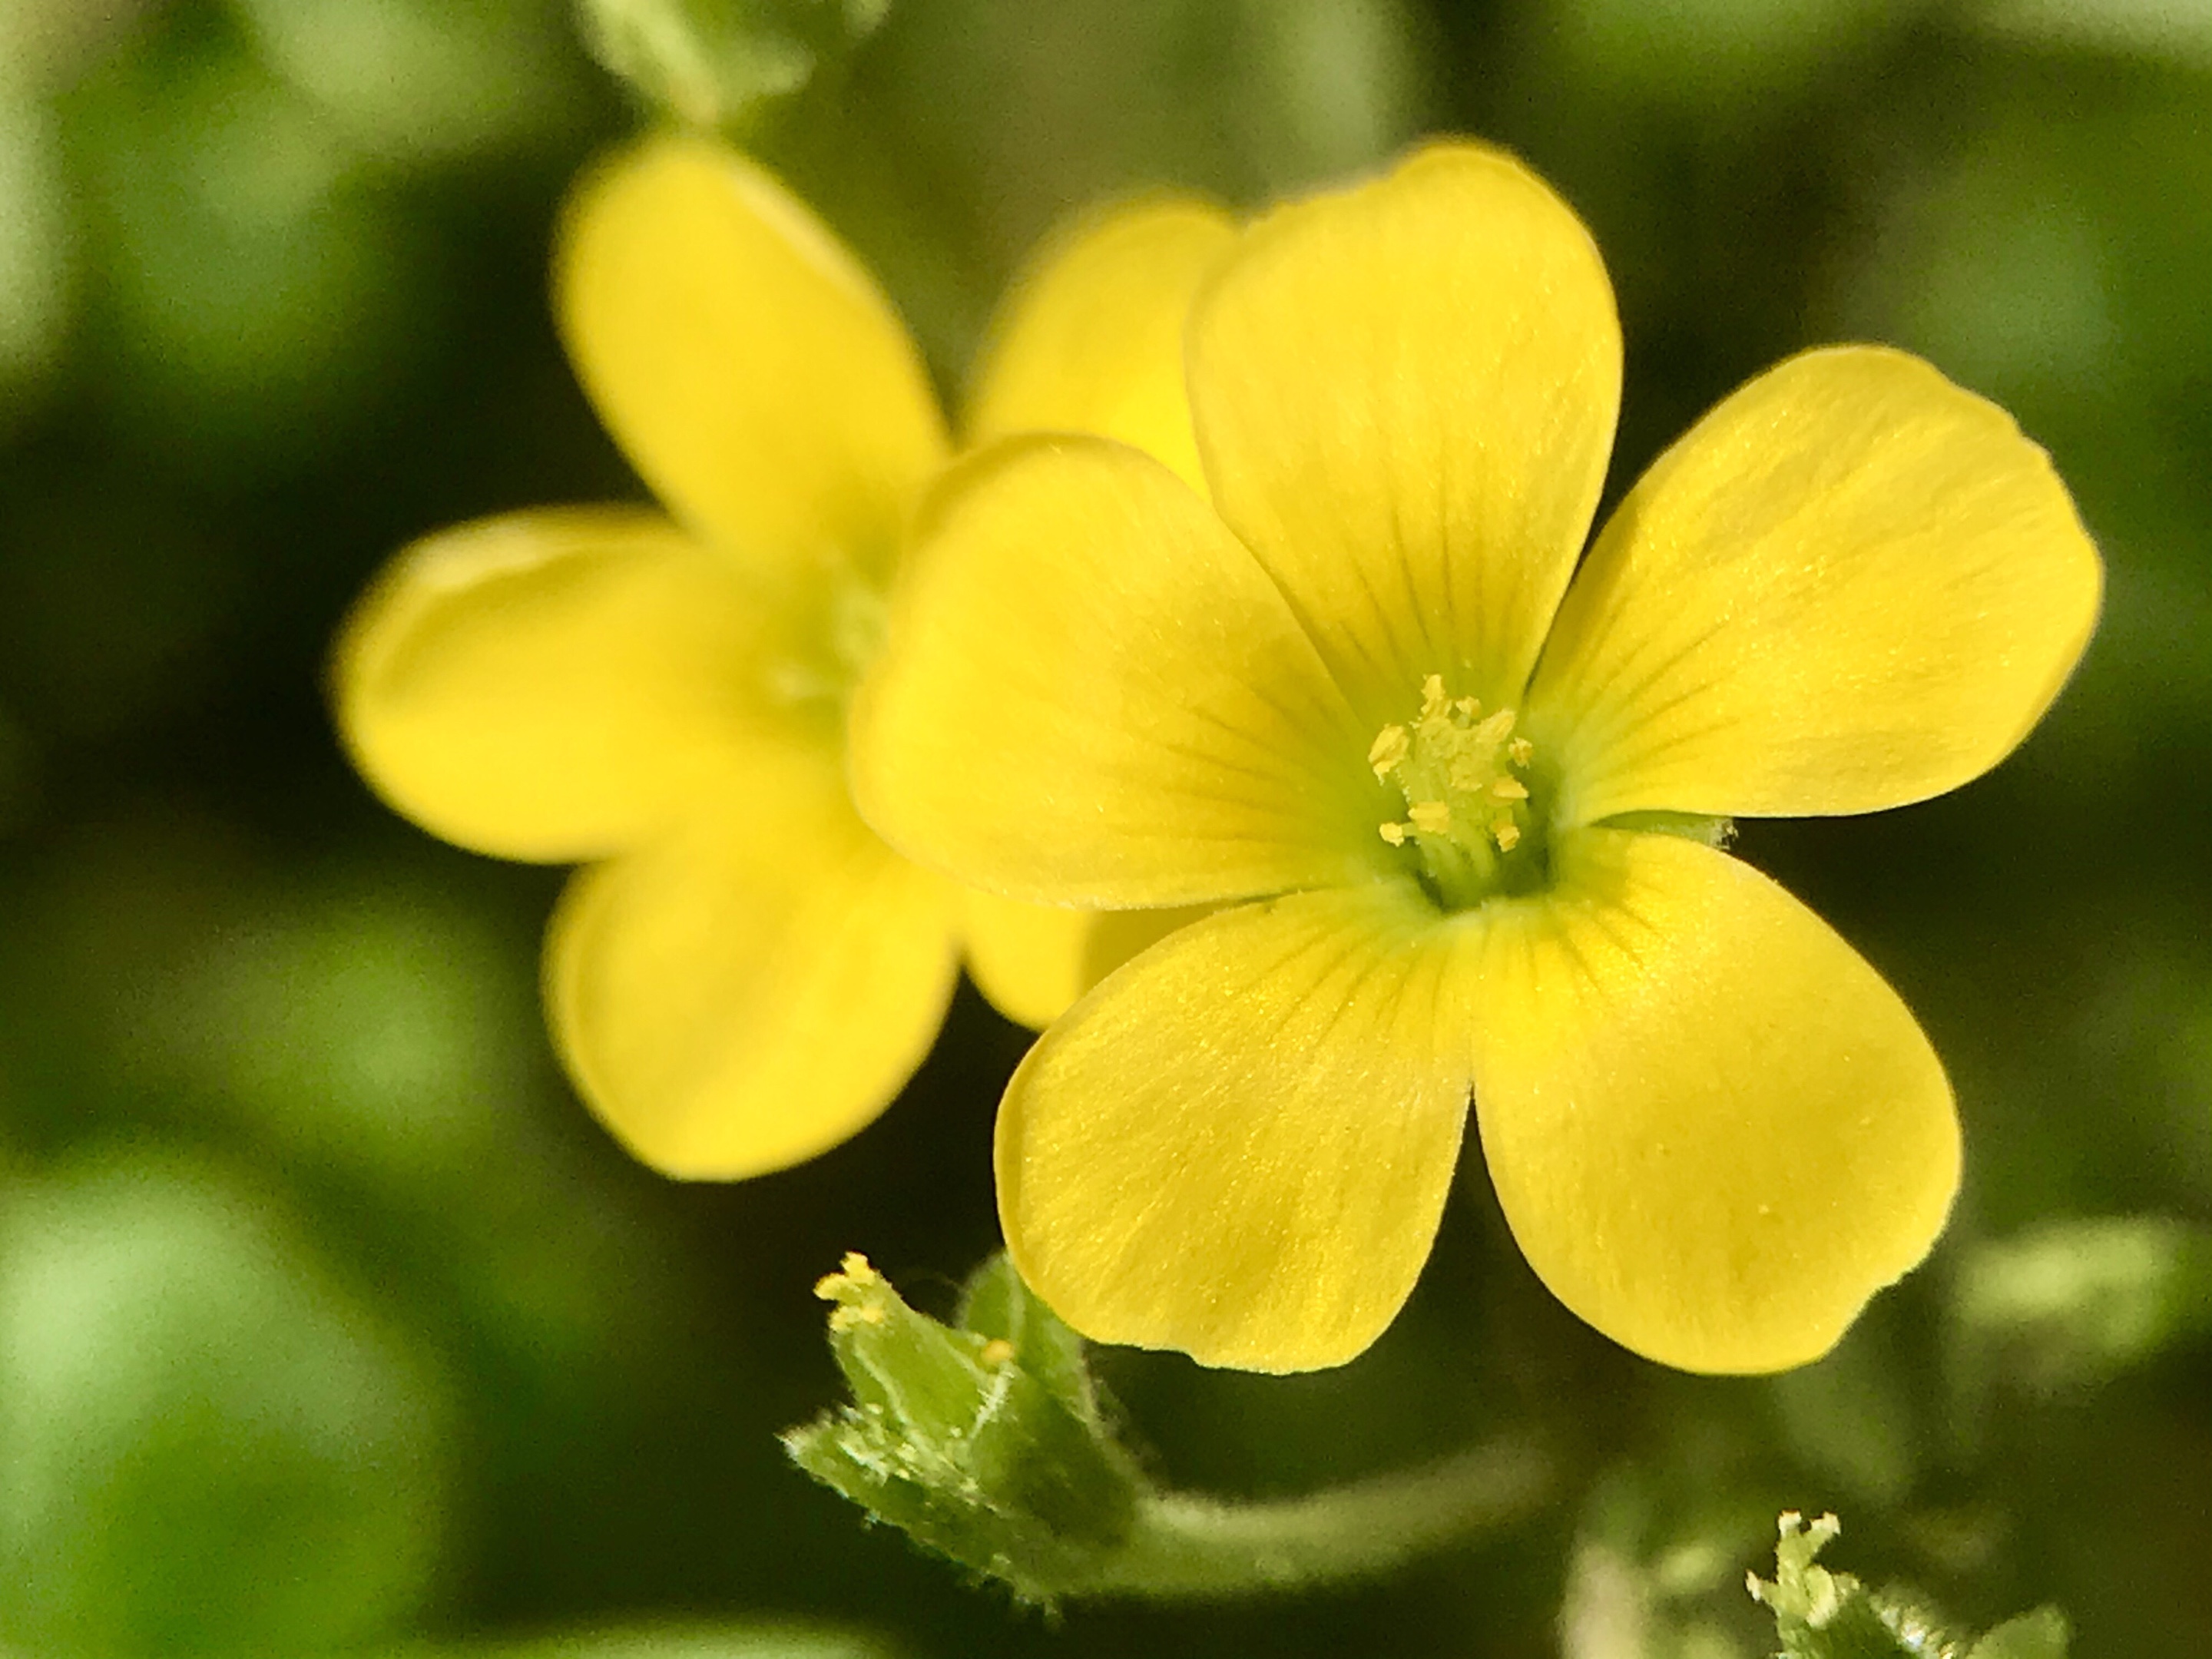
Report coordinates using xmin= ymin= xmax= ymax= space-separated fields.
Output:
xmin=1368 ymin=724 xmax=1410 ymax=777
xmin=979 ymin=1338 xmax=1015 ymax=1366
xmin=1368 ymin=676 xmax=1541 ymax=906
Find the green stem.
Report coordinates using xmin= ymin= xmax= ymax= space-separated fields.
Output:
xmin=1075 ymin=1436 xmax=1552 ymax=1600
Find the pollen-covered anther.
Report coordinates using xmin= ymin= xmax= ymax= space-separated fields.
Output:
xmin=1368 ymin=675 xmax=1541 ymax=902
xmin=1368 ymin=724 xmax=1410 ymax=777
xmin=815 ymin=1250 xmax=897 ymax=1332
xmin=814 ymin=1250 xmax=882 ymax=1300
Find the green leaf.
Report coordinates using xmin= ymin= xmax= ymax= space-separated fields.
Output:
xmin=1950 ymin=1217 xmax=2212 ymax=1402
xmin=227 ymin=0 xmax=588 ymax=162
xmin=0 ymin=1150 xmax=452 ymax=1656
xmin=420 ymin=1624 xmax=902 ymax=1658
xmin=1967 ymin=1609 xmax=2072 ymax=1659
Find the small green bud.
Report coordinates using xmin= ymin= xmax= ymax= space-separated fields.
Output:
xmin=1748 ymin=1512 xmax=1851 ymax=1630
xmin=573 ymin=0 xmax=889 ymax=131
xmin=1748 ymin=1514 xmax=2070 ymax=1659
xmin=783 ymin=1253 xmax=1144 ymax=1602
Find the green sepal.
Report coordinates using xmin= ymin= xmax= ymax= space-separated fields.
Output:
xmin=1598 ymin=810 xmax=1736 ymax=847
xmin=572 ymin=0 xmax=889 ymax=131
xmin=782 ymin=1253 xmax=1144 ymax=1601
xmin=955 ymin=1253 xmax=1101 ymax=1429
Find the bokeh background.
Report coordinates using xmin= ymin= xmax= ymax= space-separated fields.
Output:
xmin=0 ymin=1 xmax=2207 ymax=1655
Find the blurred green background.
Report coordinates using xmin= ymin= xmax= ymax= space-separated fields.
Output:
xmin=0 ymin=1 xmax=2207 ymax=1654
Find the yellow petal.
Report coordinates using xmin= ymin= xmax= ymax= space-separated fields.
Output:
xmin=1530 ymin=346 xmax=2104 ymax=828
xmin=965 ymin=194 xmax=1236 ymax=493
xmin=959 ymin=889 xmax=1213 ymax=1030
xmin=555 ymin=135 xmax=949 ymax=582
xmin=334 ymin=508 xmax=805 ymax=863
xmin=547 ymin=764 xmax=961 ymax=1179
xmin=1187 ymin=141 xmax=1621 ymax=717
xmin=1465 ymin=829 xmax=1959 ymax=1373
xmin=851 ymin=435 xmax=1381 ymax=908
xmin=996 ymin=883 xmax=1468 ymax=1373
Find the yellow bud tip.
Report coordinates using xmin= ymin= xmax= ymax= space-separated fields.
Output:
xmin=827 ymin=1303 xmax=887 ymax=1332
xmin=1491 ymin=777 xmax=1528 ymax=800
xmin=1409 ymin=800 xmax=1452 ymax=835
xmin=814 ymin=1250 xmax=883 ymax=1302
xmin=1492 ymin=818 xmax=1521 ymax=851
xmin=1508 ymin=736 xmax=1534 ymax=766
xmin=1420 ymin=674 xmax=1447 ymax=719
xmin=979 ymin=1338 xmax=1015 ymax=1366
xmin=1379 ymin=821 xmax=1409 ymax=846
xmin=1367 ymin=723 xmax=1410 ymax=777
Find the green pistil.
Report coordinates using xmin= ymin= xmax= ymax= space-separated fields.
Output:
xmin=1372 ymin=674 xmax=1543 ymax=909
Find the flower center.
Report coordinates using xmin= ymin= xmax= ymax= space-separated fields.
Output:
xmin=763 ymin=571 xmax=889 ymax=715
xmin=1370 ymin=674 xmax=1545 ymax=909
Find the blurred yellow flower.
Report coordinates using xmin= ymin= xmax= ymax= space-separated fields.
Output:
xmin=333 ymin=135 xmax=1233 ymax=1177
xmin=851 ymin=141 xmax=2104 ymax=1374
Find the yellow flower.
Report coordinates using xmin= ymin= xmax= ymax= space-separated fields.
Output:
xmin=333 ymin=135 xmax=1235 ymax=1177
xmin=849 ymin=141 xmax=2103 ymax=1375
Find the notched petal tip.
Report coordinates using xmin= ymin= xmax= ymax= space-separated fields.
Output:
xmin=993 ymin=886 xmax=1468 ymax=1374
xmin=1185 ymin=129 xmax=1622 ymax=720
xmin=1533 ymin=343 xmax=2105 ymax=826
xmin=545 ymin=793 xmax=962 ymax=1182
xmin=1467 ymin=830 xmax=1962 ymax=1375
xmin=333 ymin=507 xmax=782 ymax=864
xmin=553 ymin=133 xmax=949 ymax=582
xmin=965 ymin=191 xmax=1237 ymax=493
